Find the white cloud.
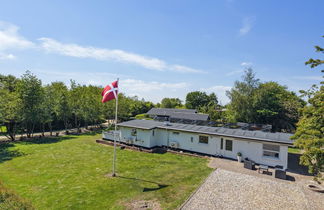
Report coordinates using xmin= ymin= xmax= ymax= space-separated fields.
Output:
xmin=0 ymin=21 xmax=34 ymax=58
xmin=38 ymin=38 xmax=205 ymax=73
xmin=0 ymin=53 xmax=16 ymax=60
xmin=239 ymin=17 xmax=255 ymax=36
xmin=241 ymin=62 xmax=253 ymax=67
xmin=293 ymin=76 xmax=323 ymax=81
xmin=201 ymin=85 xmax=232 ymax=105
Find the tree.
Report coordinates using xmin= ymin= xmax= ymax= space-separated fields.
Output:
xmin=18 ymin=71 xmax=44 ymax=138
xmin=292 ymin=86 xmax=323 ymax=179
xmin=226 ymin=68 xmax=260 ymax=123
xmin=0 ymin=75 xmax=21 ymax=140
xmin=69 ymin=80 xmax=84 ymax=133
xmin=305 ymin=35 xmax=324 ymax=70
xmin=39 ymin=85 xmax=56 ymax=136
xmin=292 ymin=37 xmax=323 ymax=180
xmin=160 ymin=98 xmax=182 ymax=108
xmin=185 ymin=91 xmax=218 ymax=110
xmin=253 ymin=82 xmax=305 ymax=132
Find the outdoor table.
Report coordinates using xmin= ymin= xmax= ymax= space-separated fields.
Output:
xmin=258 ymin=165 xmax=269 ymax=173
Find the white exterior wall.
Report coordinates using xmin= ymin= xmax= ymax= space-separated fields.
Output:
xmin=215 ymin=136 xmax=288 ymax=169
xmin=119 ymin=127 xmax=153 ymax=148
xmin=166 ymin=131 xmax=218 ymax=155
xmin=109 ymin=126 xmax=289 ymax=169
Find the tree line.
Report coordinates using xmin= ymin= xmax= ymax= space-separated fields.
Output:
xmin=0 ymin=71 xmax=153 ymax=140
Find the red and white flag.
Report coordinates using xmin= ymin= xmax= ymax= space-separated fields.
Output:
xmin=101 ymin=80 xmax=118 ymax=103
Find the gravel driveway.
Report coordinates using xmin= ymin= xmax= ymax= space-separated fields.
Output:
xmin=181 ymin=169 xmax=317 ymax=210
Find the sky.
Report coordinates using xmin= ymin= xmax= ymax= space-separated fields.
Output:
xmin=0 ymin=0 xmax=323 ymax=104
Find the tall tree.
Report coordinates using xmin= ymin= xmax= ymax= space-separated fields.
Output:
xmin=18 ymin=71 xmax=44 ymax=138
xmin=292 ymin=37 xmax=323 ymax=180
xmin=226 ymin=68 xmax=260 ymax=123
xmin=0 ymin=75 xmax=21 ymax=140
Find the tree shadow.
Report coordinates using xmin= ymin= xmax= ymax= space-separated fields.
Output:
xmin=0 ymin=143 xmax=24 ymax=163
xmin=18 ymin=135 xmax=78 ymax=145
xmin=117 ymin=176 xmax=170 ymax=192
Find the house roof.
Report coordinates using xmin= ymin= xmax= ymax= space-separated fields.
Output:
xmin=147 ymin=108 xmax=209 ymax=121
xmin=147 ymin=108 xmax=197 ymax=115
xmin=170 ymin=112 xmax=209 ymax=121
xmin=117 ymin=119 xmax=294 ymax=145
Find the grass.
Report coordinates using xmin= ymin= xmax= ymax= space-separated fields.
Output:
xmin=0 ymin=181 xmax=34 ymax=210
xmin=0 ymin=133 xmax=213 ymax=209
xmin=288 ymin=147 xmax=302 ymax=154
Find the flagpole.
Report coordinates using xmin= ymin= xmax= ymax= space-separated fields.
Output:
xmin=112 ymin=78 xmax=119 ymax=177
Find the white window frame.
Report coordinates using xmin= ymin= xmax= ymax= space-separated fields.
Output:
xmin=262 ymin=144 xmax=280 ymax=159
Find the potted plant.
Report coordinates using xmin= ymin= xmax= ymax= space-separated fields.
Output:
xmin=237 ymin=152 xmax=242 ymax=162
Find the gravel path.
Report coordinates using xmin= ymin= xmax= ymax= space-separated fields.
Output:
xmin=182 ymin=169 xmax=313 ymax=210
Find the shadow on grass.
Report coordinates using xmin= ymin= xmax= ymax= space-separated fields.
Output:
xmin=0 ymin=143 xmax=24 ymax=163
xmin=18 ymin=136 xmax=78 ymax=145
xmin=117 ymin=176 xmax=169 ymax=192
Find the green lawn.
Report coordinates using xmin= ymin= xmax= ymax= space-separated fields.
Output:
xmin=0 ymin=133 xmax=213 ymax=209
xmin=288 ymin=147 xmax=302 ymax=154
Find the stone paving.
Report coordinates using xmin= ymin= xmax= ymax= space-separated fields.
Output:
xmin=181 ymin=169 xmax=317 ymax=210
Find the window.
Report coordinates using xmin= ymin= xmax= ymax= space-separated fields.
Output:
xmin=263 ymin=144 xmax=280 ymax=158
xmin=152 ymin=129 xmax=155 ymax=136
xmin=173 ymin=132 xmax=179 ymax=135
xmin=131 ymin=128 xmax=137 ymax=136
xmin=199 ymin=136 xmax=209 ymax=144
xmin=225 ymin=140 xmax=233 ymax=151
xmin=221 ymin=138 xmax=224 ymax=150
xmin=190 ymin=137 xmax=193 ymax=143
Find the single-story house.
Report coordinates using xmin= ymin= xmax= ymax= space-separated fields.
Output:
xmin=103 ymin=119 xmax=293 ymax=169
xmin=147 ymin=108 xmax=209 ymax=124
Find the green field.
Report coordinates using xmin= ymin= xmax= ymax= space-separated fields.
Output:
xmin=0 ymin=133 xmax=212 ymax=209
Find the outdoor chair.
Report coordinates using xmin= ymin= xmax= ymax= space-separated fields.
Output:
xmin=275 ymin=165 xmax=286 ymax=180
xmin=244 ymin=159 xmax=255 ymax=170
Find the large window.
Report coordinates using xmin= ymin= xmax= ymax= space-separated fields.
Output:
xmin=199 ymin=136 xmax=209 ymax=144
xmin=263 ymin=144 xmax=280 ymax=158
xmin=225 ymin=140 xmax=233 ymax=151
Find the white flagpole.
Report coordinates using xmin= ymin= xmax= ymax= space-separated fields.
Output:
xmin=112 ymin=78 xmax=119 ymax=177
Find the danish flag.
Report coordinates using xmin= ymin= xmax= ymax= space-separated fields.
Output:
xmin=101 ymin=80 xmax=118 ymax=103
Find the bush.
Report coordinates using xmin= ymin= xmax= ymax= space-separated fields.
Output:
xmin=0 ymin=181 xmax=33 ymax=210
xmin=134 ymin=114 xmax=152 ymax=120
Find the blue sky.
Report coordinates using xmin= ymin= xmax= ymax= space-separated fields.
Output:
xmin=0 ymin=0 xmax=323 ymax=104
